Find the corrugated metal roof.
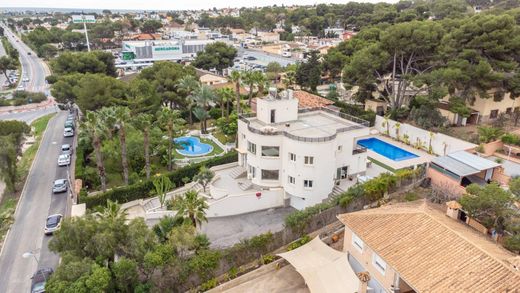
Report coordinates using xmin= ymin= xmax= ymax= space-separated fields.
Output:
xmin=448 ymin=151 xmax=500 ymax=171
xmin=431 ymin=156 xmax=479 ymax=177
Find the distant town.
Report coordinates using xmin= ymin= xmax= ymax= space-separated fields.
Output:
xmin=1 ymin=0 xmax=520 ymax=292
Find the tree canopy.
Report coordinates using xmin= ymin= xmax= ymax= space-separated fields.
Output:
xmin=191 ymin=42 xmax=237 ymax=73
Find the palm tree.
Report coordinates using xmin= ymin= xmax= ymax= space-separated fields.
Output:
xmin=153 ymin=174 xmax=173 ymax=208
xmin=242 ymin=70 xmax=256 ymax=107
xmin=157 ymin=108 xmax=185 ymax=171
xmin=283 ymin=70 xmax=296 ymax=89
xmin=177 ymin=75 xmax=200 ymax=125
xmin=254 ymin=71 xmax=268 ymax=97
xmin=168 ymin=190 xmax=208 ymax=228
xmin=134 ymin=113 xmax=153 ymax=179
xmin=192 ymin=85 xmax=216 ymax=133
xmin=96 ymin=199 xmax=128 ymax=222
xmin=228 ymin=70 xmax=242 ymax=114
xmin=113 ymin=106 xmax=131 ymax=185
xmin=84 ymin=111 xmax=107 ymax=192
xmin=216 ymin=87 xmax=234 ymax=119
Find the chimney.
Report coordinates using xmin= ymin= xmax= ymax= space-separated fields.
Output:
xmin=268 ymin=87 xmax=277 ymax=99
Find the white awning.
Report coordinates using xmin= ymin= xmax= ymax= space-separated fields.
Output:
xmin=277 ymin=237 xmax=360 ymax=293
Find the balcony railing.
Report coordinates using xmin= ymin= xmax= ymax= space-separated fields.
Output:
xmin=238 ymin=107 xmax=369 ymax=143
xmin=352 ymin=146 xmax=367 ymax=155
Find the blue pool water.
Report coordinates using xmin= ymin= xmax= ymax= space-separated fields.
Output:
xmin=174 ymin=136 xmax=213 ymax=156
xmin=357 ymin=138 xmax=418 ymax=161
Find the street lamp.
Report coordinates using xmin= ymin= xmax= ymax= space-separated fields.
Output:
xmin=22 ymin=251 xmax=46 ymax=282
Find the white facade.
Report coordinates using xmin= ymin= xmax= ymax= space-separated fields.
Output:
xmin=121 ymin=39 xmax=215 ymax=63
xmin=237 ymin=89 xmax=370 ymax=210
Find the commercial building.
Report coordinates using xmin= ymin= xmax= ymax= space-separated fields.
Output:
xmin=120 ymin=39 xmax=215 ymax=63
xmin=237 ymin=89 xmax=370 ymax=209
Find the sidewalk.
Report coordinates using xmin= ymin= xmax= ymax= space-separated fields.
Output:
xmin=0 ymin=97 xmax=55 ymax=114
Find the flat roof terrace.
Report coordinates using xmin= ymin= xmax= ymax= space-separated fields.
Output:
xmin=241 ymin=107 xmax=368 ymax=142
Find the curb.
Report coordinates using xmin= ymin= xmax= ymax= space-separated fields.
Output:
xmin=0 ymin=112 xmax=57 ymax=259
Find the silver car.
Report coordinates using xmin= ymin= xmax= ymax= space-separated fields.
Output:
xmin=63 ymin=127 xmax=74 ymax=137
xmin=61 ymin=144 xmax=72 ymax=155
xmin=57 ymin=154 xmax=70 ymax=166
xmin=44 ymin=214 xmax=63 ymax=235
xmin=52 ymin=179 xmax=68 ymax=193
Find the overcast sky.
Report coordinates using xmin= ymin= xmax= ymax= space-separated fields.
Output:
xmin=2 ymin=0 xmax=397 ymax=11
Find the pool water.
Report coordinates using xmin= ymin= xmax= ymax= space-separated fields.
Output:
xmin=174 ymin=136 xmax=213 ymax=156
xmin=357 ymin=137 xmax=418 ymax=161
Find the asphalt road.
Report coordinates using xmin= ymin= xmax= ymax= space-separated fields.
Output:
xmin=0 ymin=111 xmax=72 ymax=293
xmin=0 ymin=24 xmax=52 ymax=125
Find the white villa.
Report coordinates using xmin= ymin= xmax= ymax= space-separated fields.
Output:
xmin=236 ymin=89 xmax=370 ymax=210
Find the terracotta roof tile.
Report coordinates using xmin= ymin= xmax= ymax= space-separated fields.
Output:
xmin=293 ymin=91 xmax=334 ymax=109
xmin=337 ymin=201 xmax=520 ymax=292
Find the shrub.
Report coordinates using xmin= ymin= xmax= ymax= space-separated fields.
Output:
xmin=261 ymin=254 xmax=275 ymax=265
xmin=287 ymin=235 xmax=311 ymax=251
xmin=81 ymin=151 xmax=237 ymax=208
xmin=502 ymin=133 xmax=520 ymax=146
xmin=284 ymin=202 xmax=334 ymax=234
xmin=334 ymin=101 xmax=375 ymax=126
xmin=199 ymin=278 xmax=218 ymax=291
xmin=404 ymin=192 xmax=419 ymax=201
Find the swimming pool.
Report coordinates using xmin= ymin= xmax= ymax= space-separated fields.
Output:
xmin=174 ymin=136 xmax=213 ymax=156
xmin=357 ymin=137 xmax=418 ymax=161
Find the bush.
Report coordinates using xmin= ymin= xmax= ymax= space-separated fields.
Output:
xmin=284 ymin=202 xmax=334 ymax=234
xmin=208 ymin=107 xmax=222 ymax=120
xmin=287 ymin=235 xmax=311 ymax=251
xmin=502 ymin=133 xmax=520 ymax=146
xmin=199 ymin=278 xmax=218 ymax=291
xmin=81 ymin=151 xmax=237 ymax=208
xmin=334 ymin=101 xmax=376 ymax=126
xmin=261 ymin=254 xmax=275 ymax=265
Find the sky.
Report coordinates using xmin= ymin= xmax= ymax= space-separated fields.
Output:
xmin=1 ymin=0 xmax=397 ymax=11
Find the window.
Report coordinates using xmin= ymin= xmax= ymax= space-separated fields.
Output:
xmin=304 ymin=180 xmax=313 ymax=188
xmin=261 ymin=169 xmax=279 ymax=180
xmin=490 ymin=109 xmax=499 ymax=119
xmin=304 ymin=156 xmax=314 ymax=165
xmin=337 ymin=145 xmax=342 ymax=151
xmin=247 ymin=141 xmax=256 ymax=154
xmin=372 ymin=253 xmax=387 ymax=275
xmin=289 ymin=152 xmax=296 ymax=162
xmin=506 ymin=107 xmax=513 ymax=114
xmin=248 ymin=164 xmax=256 ymax=178
xmin=262 ymin=146 xmax=279 ymax=157
xmin=288 ymin=176 xmax=295 ymax=185
xmin=352 ymin=233 xmax=364 ymax=252
xmin=270 ymin=109 xmax=276 ymax=123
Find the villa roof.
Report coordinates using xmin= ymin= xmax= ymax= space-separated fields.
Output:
xmin=431 ymin=151 xmax=499 ymax=177
xmin=338 ymin=201 xmax=520 ymax=293
xmin=292 ymin=91 xmax=335 ymax=108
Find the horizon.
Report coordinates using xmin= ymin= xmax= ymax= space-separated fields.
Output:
xmin=1 ymin=0 xmax=397 ymax=12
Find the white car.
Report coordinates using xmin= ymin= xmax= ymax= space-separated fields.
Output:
xmin=57 ymin=154 xmax=70 ymax=166
xmin=22 ymin=76 xmax=29 ymax=82
xmin=63 ymin=127 xmax=74 ymax=137
xmin=44 ymin=214 xmax=63 ymax=235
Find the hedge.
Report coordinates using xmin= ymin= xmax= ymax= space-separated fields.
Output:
xmin=80 ymin=151 xmax=238 ymax=209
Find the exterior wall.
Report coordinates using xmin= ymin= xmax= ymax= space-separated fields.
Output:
xmin=426 ymin=167 xmax=466 ymax=197
xmin=492 ymin=166 xmax=511 ymax=186
xmin=375 ymin=115 xmax=476 ymax=156
xmin=364 ymin=100 xmax=387 ymax=114
xmin=206 ymin=188 xmax=284 ymax=217
xmin=343 ymin=227 xmax=401 ymax=292
xmin=256 ymin=98 xmax=298 ymax=124
xmin=471 ymin=94 xmax=520 ymax=121
xmin=438 ymin=108 xmax=458 ymax=125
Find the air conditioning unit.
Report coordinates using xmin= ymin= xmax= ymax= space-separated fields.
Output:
xmin=247 ymin=174 xmax=253 ymax=180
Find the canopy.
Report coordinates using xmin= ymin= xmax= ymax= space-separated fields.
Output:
xmin=277 ymin=236 xmax=360 ymax=293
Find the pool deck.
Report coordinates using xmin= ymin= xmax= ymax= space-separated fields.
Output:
xmin=365 ymin=135 xmax=433 ymax=171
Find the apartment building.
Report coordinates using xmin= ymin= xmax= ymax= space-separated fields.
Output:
xmin=237 ymin=89 xmax=370 ymax=209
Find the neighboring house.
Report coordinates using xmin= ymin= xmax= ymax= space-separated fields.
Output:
xmin=324 ymin=27 xmax=344 ymax=37
xmin=237 ymin=89 xmax=370 ymax=209
xmin=364 ymin=99 xmax=387 ymax=116
xmin=427 ymin=150 xmax=509 ymax=196
xmin=126 ymin=33 xmax=162 ymax=41
xmin=195 ymin=69 xmax=228 ymax=86
xmin=257 ymin=32 xmax=280 ymax=43
xmin=436 ymin=102 xmax=477 ymax=126
xmin=338 ymin=201 xmax=520 ymax=293
xmin=442 ymin=90 xmax=520 ymax=123
xmin=251 ymin=90 xmax=335 ymax=113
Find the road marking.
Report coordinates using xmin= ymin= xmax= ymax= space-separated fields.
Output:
xmin=51 ymin=141 xmax=57 ymax=144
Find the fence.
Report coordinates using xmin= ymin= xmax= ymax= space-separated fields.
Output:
xmin=374 ymin=115 xmax=476 ymax=156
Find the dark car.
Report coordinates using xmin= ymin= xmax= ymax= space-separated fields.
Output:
xmin=44 ymin=214 xmax=63 ymax=235
xmin=28 ymin=52 xmax=32 ymax=55
xmin=31 ymin=267 xmax=53 ymax=293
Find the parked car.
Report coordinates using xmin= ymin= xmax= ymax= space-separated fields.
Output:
xmin=52 ymin=179 xmax=68 ymax=193
xmin=63 ymin=127 xmax=74 ymax=137
xmin=64 ymin=120 xmax=75 ymax=130
xmin=31 ymin=268 xmax=53 ymax=293
xmin=44 ymin=214 xmax=63 ymax=235
xmin=16 ymin=85 xmax=24 ymax=91
xmin=57 ymin=154 xmax=70 ymax=166
xmin=27 ymin=52 xmax=31 ymax=55
xmin=22 ymin=76 xmax=29 ymax=82
xmin=61 ymin=144 xmax=72 ymax=155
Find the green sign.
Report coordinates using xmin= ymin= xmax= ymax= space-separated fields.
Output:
xmin=72 ymin=15 xmax=96 ymax=24
xmin=154 ymin=46 xmax=180 ymax=52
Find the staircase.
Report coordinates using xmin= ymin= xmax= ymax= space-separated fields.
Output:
xmin=238 ymin=181 xmax=254 ymax=191
xmin=143 ymin=198 xmax=161 ymax=212
xmin=229 ymin=166 xmax=247 ymax=179
xmin=328 ymin=185 xmax=346 ymax=203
